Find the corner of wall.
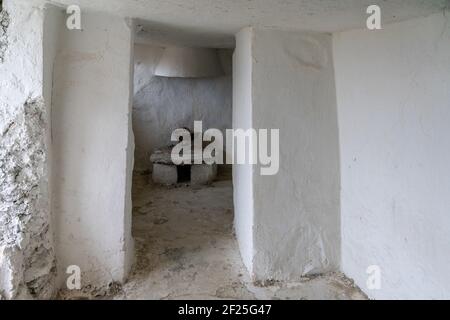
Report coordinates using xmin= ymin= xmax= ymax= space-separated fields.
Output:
xmin=123 ymin=17 xmax=136 ymax=282
xmin=232 ymin=27 xmax=255 ymax=276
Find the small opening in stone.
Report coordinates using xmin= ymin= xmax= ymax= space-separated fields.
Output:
xmin=177 ymin=165 xmax=191 ymax=183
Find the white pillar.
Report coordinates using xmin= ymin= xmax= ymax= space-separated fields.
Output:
xmin=233 ymin=27 xmax=341 ymax=281
xmin=51 ymin=10 xmax=135 ymax=289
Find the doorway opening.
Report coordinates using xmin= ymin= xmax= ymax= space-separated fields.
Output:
xmin=125 ymin=42 xmax=247 ymax=298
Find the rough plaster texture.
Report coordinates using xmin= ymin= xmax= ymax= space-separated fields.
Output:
xmin=133 ymin=44 xmax=232 ymax=172
xmin=51 ymin=11 xmax=135 ymax=289
xmin=333 ymin=12 xmax=450 ymax=299
xmin=0 ymin=9 xmax=9 ymax=63
xmin=0 ymin=0 xmax=57 ymax=299
xmin=233 ymin=28 xmax=340 ymax=281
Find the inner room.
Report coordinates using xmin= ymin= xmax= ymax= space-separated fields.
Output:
xmin=126 ymin=39 xmax=239 ymax=298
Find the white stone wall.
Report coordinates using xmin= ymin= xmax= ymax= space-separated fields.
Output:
xmin=133 ymin=44 xmax=232 ymax=172
xmin=51 ymin=11 xmax=135 ymax=289
xmin=333 ymin=12 xmax=450 ymax=299
xmin=233 ymin=28 xmax=341 ymax=280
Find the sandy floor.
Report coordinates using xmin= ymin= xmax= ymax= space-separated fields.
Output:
xmin=105 ymin=172 xmax=366 ymax=300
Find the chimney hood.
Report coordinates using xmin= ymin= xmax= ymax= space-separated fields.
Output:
xmin=154 ymin=47 xmax=224 ymax=78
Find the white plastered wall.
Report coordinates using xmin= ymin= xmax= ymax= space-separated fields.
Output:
xmin=333 ymin=12 xmax=450 ymax=299
xmin=233 ymin=27 xmax=341 ymax=280
xmin=251 ymin=29 xmax=340 ymax=279
xmin=51 ymin=11 xmax=135 ymax=288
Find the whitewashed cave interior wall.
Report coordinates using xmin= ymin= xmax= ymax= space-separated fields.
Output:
xmin=333 ymin=12 xmax=450 ymax=299
xmin=132 ymin=44 xmax=233 ymax=172
xmin=232 ymin=27 xmax=340 ymax=281
xmin=51 ymin=11 xmax=135 ymax=289
xmin=251 ymin=29 xmax=340 ymax=280
xmin=0 ymin=0 xmax=60 ymax=299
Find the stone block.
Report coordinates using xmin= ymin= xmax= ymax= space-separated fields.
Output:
xmin=191 ymin=164 xmax=217 ymax=185
xmin=152 ymin=163 xmax=177 ymax=185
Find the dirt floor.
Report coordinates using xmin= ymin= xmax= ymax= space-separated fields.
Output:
xmin=59 ymin=170 xmax=366 ymax=300
xmin=109 ymin=171 xmax=366 ymax=300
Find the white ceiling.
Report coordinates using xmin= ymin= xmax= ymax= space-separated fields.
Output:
xmin=48 ymin=0 xmax=448 ymax=47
